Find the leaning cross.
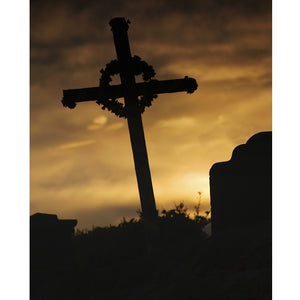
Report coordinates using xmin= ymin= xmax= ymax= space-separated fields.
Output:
xmin=61 ymin=18 xmax=197 ymax=222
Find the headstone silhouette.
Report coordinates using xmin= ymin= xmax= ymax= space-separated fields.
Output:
xmin=209 ymin=131 xmax=272 ymax=235
xmin=61 ymin=18 xmax=198 ymax=222
xmin=30 ymin=213 xmax=77 ymax=299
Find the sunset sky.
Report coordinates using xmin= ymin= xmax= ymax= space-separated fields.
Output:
xmin=30 ymin=0 xmax=272 ymax=229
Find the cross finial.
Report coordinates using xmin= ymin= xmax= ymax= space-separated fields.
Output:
xmin=109 ymin=17 xmax=130 ymax=32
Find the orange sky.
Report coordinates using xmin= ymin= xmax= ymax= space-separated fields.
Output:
xmin=30 ymin=0 xmax=272 ymax=229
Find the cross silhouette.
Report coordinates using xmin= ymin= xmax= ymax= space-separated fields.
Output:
xmin=62 ymin=18 xmax=197 ymax=222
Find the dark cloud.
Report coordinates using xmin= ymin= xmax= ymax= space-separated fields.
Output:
xmin=30 ymin=0 xmax=271 ymax=46
xmin=30 ymin=0 xmax=271 ymax=86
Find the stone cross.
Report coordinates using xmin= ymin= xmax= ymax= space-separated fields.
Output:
xmin=61 ymin=18 xmax=197 ymax=222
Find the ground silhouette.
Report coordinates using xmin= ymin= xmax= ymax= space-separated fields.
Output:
xmin=30 ymin=200 xmax=271 ymax=299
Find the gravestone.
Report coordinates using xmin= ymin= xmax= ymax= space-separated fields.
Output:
xmin=209 ymin=131 xmax=272 ymax=235
xmin=30 ymin=213 xmax=77 ymax=299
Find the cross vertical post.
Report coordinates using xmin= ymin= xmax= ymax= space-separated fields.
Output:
xmin=109 ymin=18 xmax=157 ymax=222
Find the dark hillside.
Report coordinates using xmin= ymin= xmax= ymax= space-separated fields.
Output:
xmin=30 ymin=203 xmax=271 ymax=299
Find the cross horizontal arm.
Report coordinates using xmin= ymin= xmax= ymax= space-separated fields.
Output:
xmin=147 ymin=76 xmax=197 ymax=95
xmin=63 ymin=85 xmax=121 ymax=104
xmin=62 ymin=76 xmax=197 ymax=108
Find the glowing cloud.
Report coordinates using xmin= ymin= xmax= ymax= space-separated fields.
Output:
xmin=156 ymin=117 xmax=197 ymax=129
xmin=87 ymin=116 xmax=108 ymax=130
xmin=57 ymin=140 xmax=96 ymax=150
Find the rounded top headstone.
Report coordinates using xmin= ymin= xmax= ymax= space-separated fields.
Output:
xmin=209 ymin=131 xmax=272 ymax=176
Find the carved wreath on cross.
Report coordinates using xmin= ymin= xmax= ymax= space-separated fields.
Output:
xmin=96 ymin=55 xmax=157 ymax=118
